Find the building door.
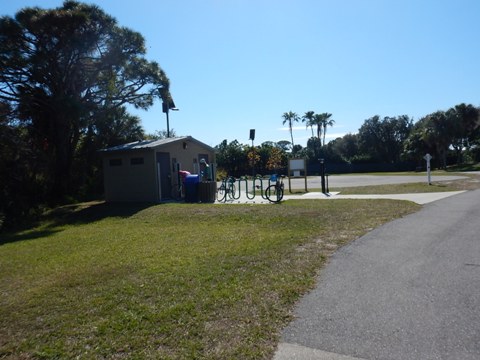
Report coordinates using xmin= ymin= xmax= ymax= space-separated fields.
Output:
xmin=156 ymin=152 xmax=171 ymax=200
xmin=198 ymin=153 xmax=214 ymax=180
xmin=198 ymin=154 xmax=209 ymax=164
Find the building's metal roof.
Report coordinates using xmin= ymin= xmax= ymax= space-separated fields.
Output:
xmin=100 ymin=136 xmax=215 ymax=153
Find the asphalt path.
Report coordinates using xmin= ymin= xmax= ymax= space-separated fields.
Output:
xmin=275 ymin=189 xmax=480 ymax=360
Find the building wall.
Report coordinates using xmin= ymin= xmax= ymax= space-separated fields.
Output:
xmin=102 ymin=138 xmax=216 ymax=202
xmin=103 ymin=150 xmax=157 ymax=202
xmin=157 ymin=139 xmax=215 ymax=174
xmin=156 ymin=140 xmax=216 ymax=192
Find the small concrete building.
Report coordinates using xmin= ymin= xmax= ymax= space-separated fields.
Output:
xmin=100 ymin=136 xmax=215 ymax=202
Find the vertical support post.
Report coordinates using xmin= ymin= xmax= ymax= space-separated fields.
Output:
xmin=288 ymin=160 xmax=292 ymax=193
xmin=320 ymin=158 xmax=326 ymax=194
xmin=304 ymin=173 xmax=307 ymax=193
xmin=166 ymin=109 xmax=170 ymax=138
xmin=424 ymin=153 xmax=432 ymax=185
xmin=250 ymin=129 xmax=255 ymax=178
xmin=176 ymin=162 xmax=181 ymax=198
xmin=252 ymin=139 xmax=255 ymax=178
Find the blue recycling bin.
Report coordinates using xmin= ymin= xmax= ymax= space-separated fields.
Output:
xmin=185 ymin=174 xmax=200 ymax=203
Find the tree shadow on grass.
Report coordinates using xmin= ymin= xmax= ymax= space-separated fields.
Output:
xmin=46 ymin=201 xmax=155 ymax=225
xmin=0 ymin=201 xmax=155 ymax=246
xmin=0 ymin=228 xmax=64 ymax=245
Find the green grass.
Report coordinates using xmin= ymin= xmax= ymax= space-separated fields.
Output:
xmin=331 ymin=182 xmax=456 ymax=194
xmin=332 ymin=171 xmax=425 ymax=176
xmin=446 ymin=162 xmax=480 ymax=172
xmin=301 ymin=182 xmax=460 ymax=195
xmin=330 ymin=166 xmax=480 ymax=176
xmin=1 ymin=200 xmax=419 ymax=359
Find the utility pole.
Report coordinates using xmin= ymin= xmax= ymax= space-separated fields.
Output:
xmin=250 ymin=129 xmax=255 ymax=177
xmin=160 ymin=88 xmax=178 ymax=137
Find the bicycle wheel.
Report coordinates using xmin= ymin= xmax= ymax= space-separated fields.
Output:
xmin=217 ymin=183 xmax=226 ymax=201
xmin=227 ymin=183 xmax=236 ymax=199
xmin=265 ymin=185 xmax=283 ymax=203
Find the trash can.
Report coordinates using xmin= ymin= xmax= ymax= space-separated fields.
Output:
xmin=185 ymin=174 xmax=200 ymax=203
xmin=199 ymin=181 xmax=217 ymax=203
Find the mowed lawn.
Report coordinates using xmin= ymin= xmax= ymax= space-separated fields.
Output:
xmin=1 ymin=199 xmax=419 ymax=359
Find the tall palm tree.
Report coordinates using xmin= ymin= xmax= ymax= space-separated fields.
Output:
xmin=282 ymin=111 xmax=300 ymax=149
xmin=302 ymin=111 xmax=315 ymax=138
xmin=312 ymin=113 xmax=323 ymax=140
xmin=318 ymin=112 xmax=335 ymax=146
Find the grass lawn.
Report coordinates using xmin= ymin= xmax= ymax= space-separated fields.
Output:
xmin=0 ymin=199 xmax=419 ymax=359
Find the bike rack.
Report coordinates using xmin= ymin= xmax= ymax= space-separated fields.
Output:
xmin=216 ymin=175 xmax=282 ymax=203
xmin=237 ymin=177 xmax=253 ymax=200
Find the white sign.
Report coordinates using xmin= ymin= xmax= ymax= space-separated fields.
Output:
xmin=289 ymin=158 xmax=305 ymax=171
xmin=288 ymin=158 xmax=307 ymax=192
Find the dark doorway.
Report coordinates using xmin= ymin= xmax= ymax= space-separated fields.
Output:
xmin=156 ymin=152 xmax=171 ymax=200
xmin=198 ymin=154 xmax=209 ymax=163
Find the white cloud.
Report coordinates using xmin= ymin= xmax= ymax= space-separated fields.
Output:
xmin=278 ymin=127 xmax=345 ymax=137
xmin=325 ymin=132 xmax=346 ymax=139
xmin=278 ymin=126 xmax=314 ymax=131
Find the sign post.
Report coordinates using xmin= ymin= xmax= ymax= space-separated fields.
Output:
xmin=288 ymin=158 xmax=307 ymax=192
xmin=249 ymin=129 xmax=255 ymax=177
xmin=424 ymin=153 xmax=432 ymax=185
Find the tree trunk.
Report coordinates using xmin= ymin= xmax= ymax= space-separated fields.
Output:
xmin=290 ymin=124 xmax=295 ymax=149
xmin=317 ymin=126 xmax=322 ymax=142
xmin=50 ymin=117 xmax=76 ymax=203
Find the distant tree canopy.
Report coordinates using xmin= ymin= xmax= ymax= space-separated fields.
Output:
xmin=215 ymin=140 xmax=288 ymax=177
xmin=402 ymin=104 xmax=480 ymax=168
xmin=0 ymin=1 xmax=170 ymax=228
xmin=358 ymin=115 xmax=413 ymax=163
xmin=216 ymin=104 xmax=480 ymax=179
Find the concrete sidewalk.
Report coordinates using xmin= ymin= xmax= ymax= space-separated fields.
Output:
xmin=283 ymin=190 xmax=466 ymax=205
xmin=215 ymin=190 xmax=466 ymax=205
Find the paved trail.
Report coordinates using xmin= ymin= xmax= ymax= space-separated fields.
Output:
xmin=275 ymin=189 xmax=480 ymax=360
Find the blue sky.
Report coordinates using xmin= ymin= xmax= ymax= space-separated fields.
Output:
xmin=3 ymin=0 xmax=480 ymax=148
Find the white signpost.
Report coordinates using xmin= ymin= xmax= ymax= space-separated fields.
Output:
xmin=424 ymin=153 xmax=432 ymax=185
xmin=288 ymin=158 xmax=307 ymax=192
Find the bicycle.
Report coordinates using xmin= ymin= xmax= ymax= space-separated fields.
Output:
xmin=216 ymin=176 xmax=236 ymax=202
xmin=264 ymin=174 xmax=285 ymax=203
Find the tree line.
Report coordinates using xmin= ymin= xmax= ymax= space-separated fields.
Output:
xmin=215 ymin=104 xmax=480 ymax=176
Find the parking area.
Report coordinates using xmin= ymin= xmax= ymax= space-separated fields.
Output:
xmin=289 ymin=174 xmax=468 ymax=190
